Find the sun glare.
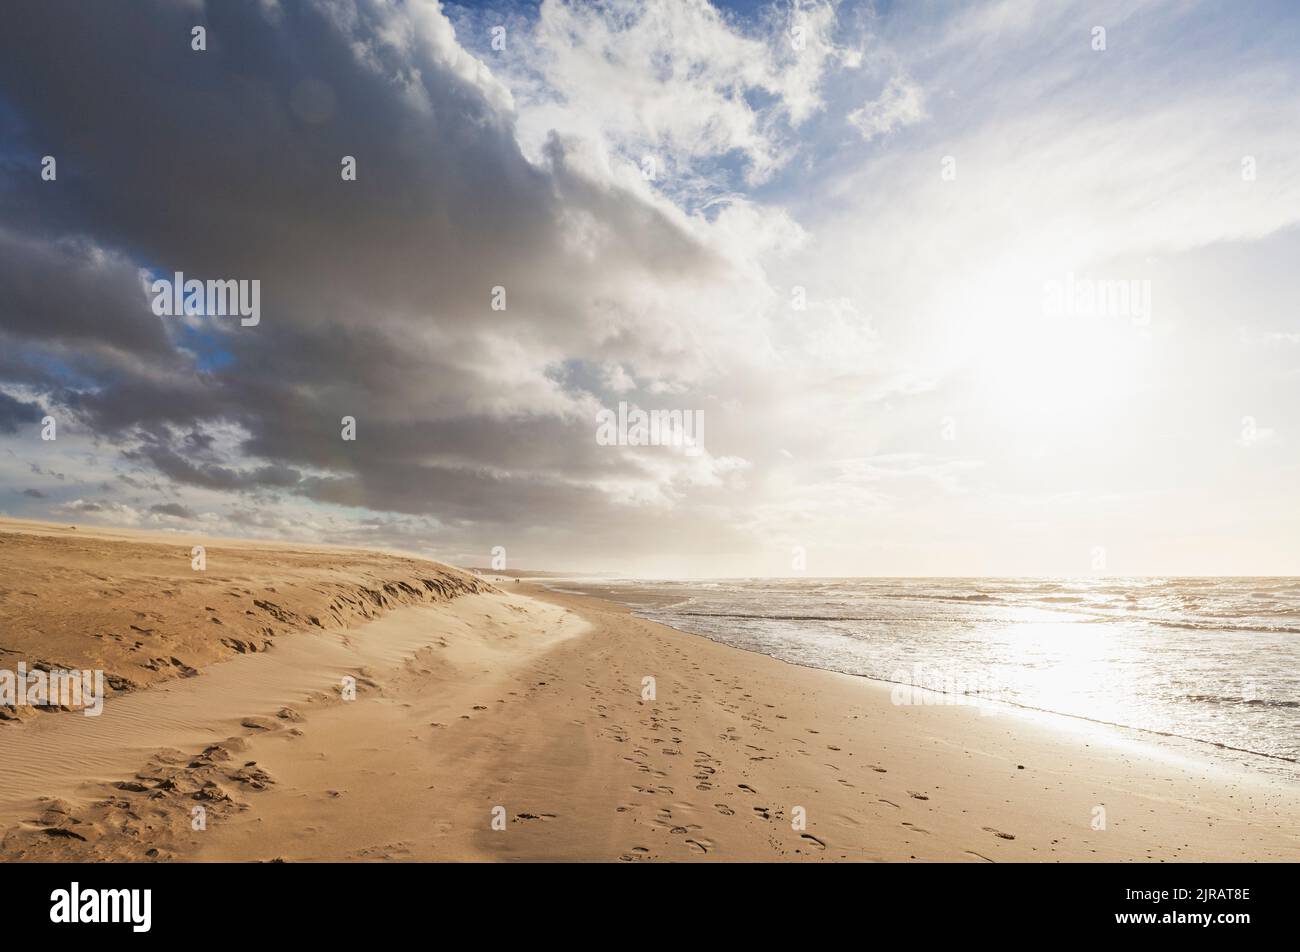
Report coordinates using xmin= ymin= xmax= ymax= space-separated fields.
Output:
xmin=943 ymin=266 xmax=1152 ymax=429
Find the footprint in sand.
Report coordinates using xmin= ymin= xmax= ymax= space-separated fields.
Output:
xmin=239 ymin=716 xmax=281 ymax=731
xmin=982 ymin=826 xmax=1016 ymax=840
xmin=908 ymin=791 xmax=930 ymax=801
xmin=800 ymin=833 xmax=827 ymax=850
xmin=42 ymin=827 xmax=88 ymax=841
xmin=714 ymin=804 xmax=735 ymax=816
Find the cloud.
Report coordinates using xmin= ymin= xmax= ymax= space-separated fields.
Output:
xmin=56 ymin=498 xmax=144 ymax=526
xmin=497 ymin=0 xmax=861 ymax=189
xmin=0 ymin=0 xmax=777 ymax=562
xmin=848 ymin=75 xmax=926 ymax=141
xmin=0 ymin=391 xmax=43 ymax=433
xmin=0 ymin=230 xmax=173 ymax=361
xmin=149 ymin=502 xmax=197 ymax=519
xmin=602 ymin=364 xmax=637 ymax=393
xmin=1 ymin=0 xmax=1298 ymax=575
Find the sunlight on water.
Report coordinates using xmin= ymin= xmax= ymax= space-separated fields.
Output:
xmin=559 ymin=577 xmax=1300 ymax=774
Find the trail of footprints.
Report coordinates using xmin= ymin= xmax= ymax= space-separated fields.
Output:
xmin=596 ymin=626 xmax=1021 ymax=861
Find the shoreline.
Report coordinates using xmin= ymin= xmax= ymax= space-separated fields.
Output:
xmin=547 ymin=579 xmax=1300 ymax=781
xmin=573 ymin=591 xmax=1300 ymax=780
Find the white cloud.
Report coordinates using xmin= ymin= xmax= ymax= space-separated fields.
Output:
xmin=602 ymin=363 xmax=636 ymax=393
xmin=848 ymin=74 xmax=926 ymax=141
xmin=503 ymin=0 xmax=859 ymax=187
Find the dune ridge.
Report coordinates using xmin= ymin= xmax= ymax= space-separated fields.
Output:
xmin=0 ymin=520 xmax=494 ymax=721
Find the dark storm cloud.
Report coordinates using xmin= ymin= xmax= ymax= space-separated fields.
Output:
xmin=0 ymin=230 xmax=172 ymax=358
xmin=0 ymin=391 xmax=43 ymax=432
xmin=29 ymin=462 xmax=66 ymax=481
xmin=127 ymin=441 xmax=302 ymax=493
xmin=149 ymin=502 xmax=196 ymax=519
xmin=0 ymin=0 xmax=727 ymax=537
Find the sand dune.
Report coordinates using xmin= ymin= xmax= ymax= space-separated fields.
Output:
xmin=0 ymin=519 xmax=491 ymax=711
xmin=1 ymin=521 xmax=1297 ymax=862
xmin=0 ymin=589 xmax=584 ymax=860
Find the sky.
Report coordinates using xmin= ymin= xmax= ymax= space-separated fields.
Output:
xmin=1 ymin=0 xmax=1298 ymax=577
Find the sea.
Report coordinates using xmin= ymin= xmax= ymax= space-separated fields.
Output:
xmin=551 ymin=577 xmax=1300 ymax=775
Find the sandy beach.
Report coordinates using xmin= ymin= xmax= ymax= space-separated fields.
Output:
xmin=0 ymin=520 xmax=1297 ymax=862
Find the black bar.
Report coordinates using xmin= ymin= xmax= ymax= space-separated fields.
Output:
xmin=4 ymin=862 xmax=1288 ymax=939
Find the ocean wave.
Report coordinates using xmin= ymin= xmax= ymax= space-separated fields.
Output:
xmin=877 ymin=592 xmax=1000 ymax=603
xmin=1144 ymin=618 xmax=1300 ymax=635
xmin=671 ymin=611 xmax=891 ymax=622
xmin=1181 ymin=695 xmax=1300 ymax=709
